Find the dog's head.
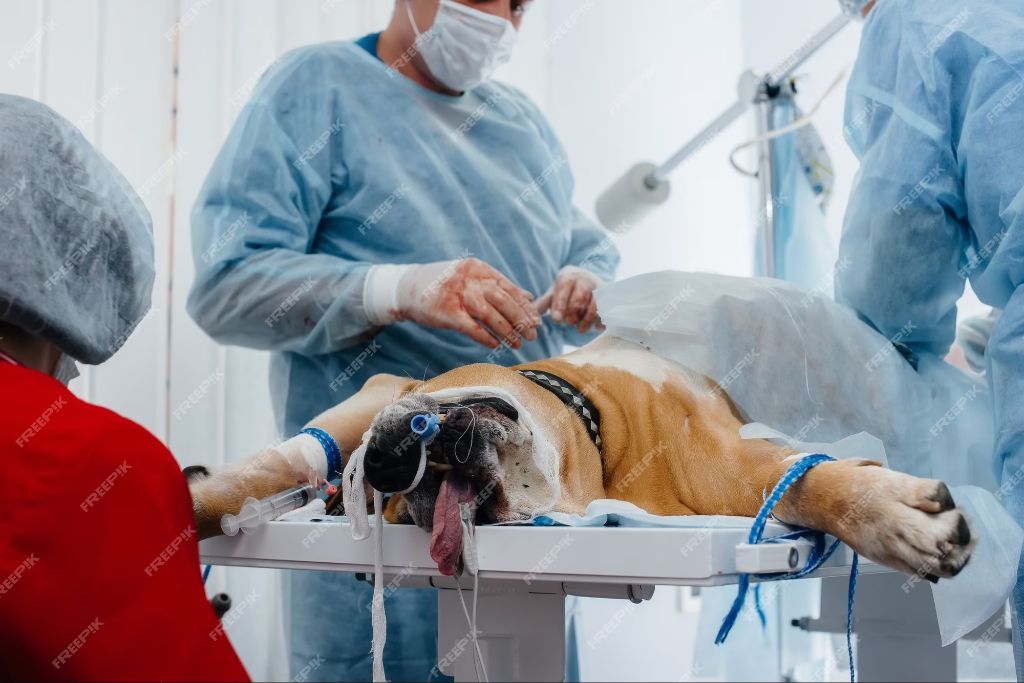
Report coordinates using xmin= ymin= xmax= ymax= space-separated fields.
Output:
xmin=361 ymin=386 xmax=561 ymax=531
xmin=361 ymin=385 xmax=562 ymax=572
xmin=331 ymin=364 xmax=584 ymax=574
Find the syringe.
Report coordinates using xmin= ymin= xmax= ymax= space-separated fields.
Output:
xmin=221 ymin=483 xmax=317 ymax=536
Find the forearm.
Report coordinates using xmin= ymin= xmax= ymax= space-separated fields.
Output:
xmin=188 ymin=250 xmax=376 ymax=355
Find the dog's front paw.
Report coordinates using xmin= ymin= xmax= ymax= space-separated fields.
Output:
xmin=838 ymin=472 xmax=974 ymax=580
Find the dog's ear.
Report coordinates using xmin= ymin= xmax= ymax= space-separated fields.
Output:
xmin=183 ymin=465 xmax=210 ymax=483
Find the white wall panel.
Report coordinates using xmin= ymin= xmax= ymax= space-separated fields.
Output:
xmin=492 ymin=0 xmax=550 ymax=106
xmin=171 ymin=0 xmax=243 ymax=471
xmin=0 ymin=0 xmax=49 ymax=99
xmin=320 ymin=0 xmax=378 ymax=42
xmin=29 ymin=0 xmax=101 ymax=404
xmin=88 ymin=0 xmax=176 ymax=438
xmin=39 ymin=0 xmax=100 ymax=126
xmin=0 ymin=0 xmax=174 ymax=436
xmin=274 ymin=0 xmax=326 ymax=52
xmin=544 ymin=0 xmax=752 ymax=281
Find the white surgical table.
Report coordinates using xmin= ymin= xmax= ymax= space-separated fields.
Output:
xmin=201 ymin=516 xmax=1003 ymax=682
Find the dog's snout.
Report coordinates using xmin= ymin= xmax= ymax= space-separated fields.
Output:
xmin=363 ymin=416 xmax=425 ymax=492
xmin=364 ymin=399 xmax=438 ymax=493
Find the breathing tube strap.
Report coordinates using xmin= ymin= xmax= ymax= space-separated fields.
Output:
xmin=715 ymin=453 xmax=859 ymax=683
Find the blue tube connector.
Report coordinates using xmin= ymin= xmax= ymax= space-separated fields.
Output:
xmin=410 ymin=413 xmax=440 ymax=442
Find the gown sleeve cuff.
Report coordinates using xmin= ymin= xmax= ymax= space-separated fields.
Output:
xmin=363 ymin=264 xmax=412 ymax=326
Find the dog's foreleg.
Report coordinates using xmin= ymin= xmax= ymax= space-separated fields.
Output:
xmin=189 ymin=444 xmax=313 ymax=540
xmin=188 ymin=373 xmax=419 ymax=539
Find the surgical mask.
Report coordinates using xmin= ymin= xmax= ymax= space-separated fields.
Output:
xmin=406 ymin=0 xmax=519 ymax=92
xmin=53 ymin=354 xmax=80 ymax=386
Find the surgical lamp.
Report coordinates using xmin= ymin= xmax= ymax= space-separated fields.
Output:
xmin=595 ymin=13 xmax=853 ymax=277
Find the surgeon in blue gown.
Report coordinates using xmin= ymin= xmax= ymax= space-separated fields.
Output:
xmin=838 ymin=0 xmax=1024 ymax=675
xmin=187 ymin=1 xmax=619 ymax=680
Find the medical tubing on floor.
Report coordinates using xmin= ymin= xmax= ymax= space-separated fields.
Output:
xmin=714 ymin=454 xmax=860 ymax=682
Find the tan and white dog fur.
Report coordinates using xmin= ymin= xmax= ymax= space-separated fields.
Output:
xmin=189 ymin=334 xmax=973 ymax=580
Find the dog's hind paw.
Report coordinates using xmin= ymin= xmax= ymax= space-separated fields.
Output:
xmin=835 ymin=470 xmax=974 ymax=580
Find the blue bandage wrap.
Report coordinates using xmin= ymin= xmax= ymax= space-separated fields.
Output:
xmin=300 ymin=427 xmax=343 ymax=479
xmin=715 ymin=453 xmax=860 ymax=683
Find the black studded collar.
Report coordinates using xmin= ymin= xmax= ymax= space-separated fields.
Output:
xmin=517 ymin=369 xmax=602 ymax=451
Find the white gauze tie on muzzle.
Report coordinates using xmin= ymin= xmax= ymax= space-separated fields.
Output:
xmin=341 ymin=428 xmax=431 ymax=683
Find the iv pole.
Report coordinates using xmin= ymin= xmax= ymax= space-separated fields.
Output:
xmin=594 ymin=14 xmax=852 ymax=278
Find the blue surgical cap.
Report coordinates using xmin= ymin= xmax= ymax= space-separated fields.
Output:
xmin=0 ymin=95 xmax=154 ymax=364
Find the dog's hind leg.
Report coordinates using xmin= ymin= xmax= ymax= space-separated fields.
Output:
xmin=736 ymin=443 xmax=973 ymax=579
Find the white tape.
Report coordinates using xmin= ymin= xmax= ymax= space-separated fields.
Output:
xmin=277 ymin=433 xmax=328 ymax=483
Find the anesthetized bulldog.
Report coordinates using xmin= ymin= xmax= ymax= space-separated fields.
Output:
xmin=189 ymin=334 xmax=973 ymax=581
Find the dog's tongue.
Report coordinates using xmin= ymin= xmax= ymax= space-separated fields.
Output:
xmin=430 ymin=473 xmax=474 ymax=576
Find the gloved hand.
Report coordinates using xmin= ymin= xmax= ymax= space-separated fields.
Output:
xmin=535 ymin=265 xmax=604 ymax=334
xmin=364 ymin=258 xmax=541 ymax=349
xmin=954 ymin=309 xmax=1002 ymax=375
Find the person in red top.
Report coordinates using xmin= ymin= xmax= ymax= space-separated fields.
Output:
xmin=0 ymin=343 xmax=249 ymax=681
xmin=0 ymin=94 xmax=349 ymax=681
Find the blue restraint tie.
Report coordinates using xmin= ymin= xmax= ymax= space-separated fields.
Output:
xmin=715 ymin=453 xmax=860 ymax=683
xmin=300 ymin=427 xmax=343 ymax=479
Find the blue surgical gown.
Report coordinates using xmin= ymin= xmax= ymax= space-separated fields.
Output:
xmin=837 ymin=0 xmax=1024 ymax=673
xmin=188 ymin=37 xmax=618 ymax=682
